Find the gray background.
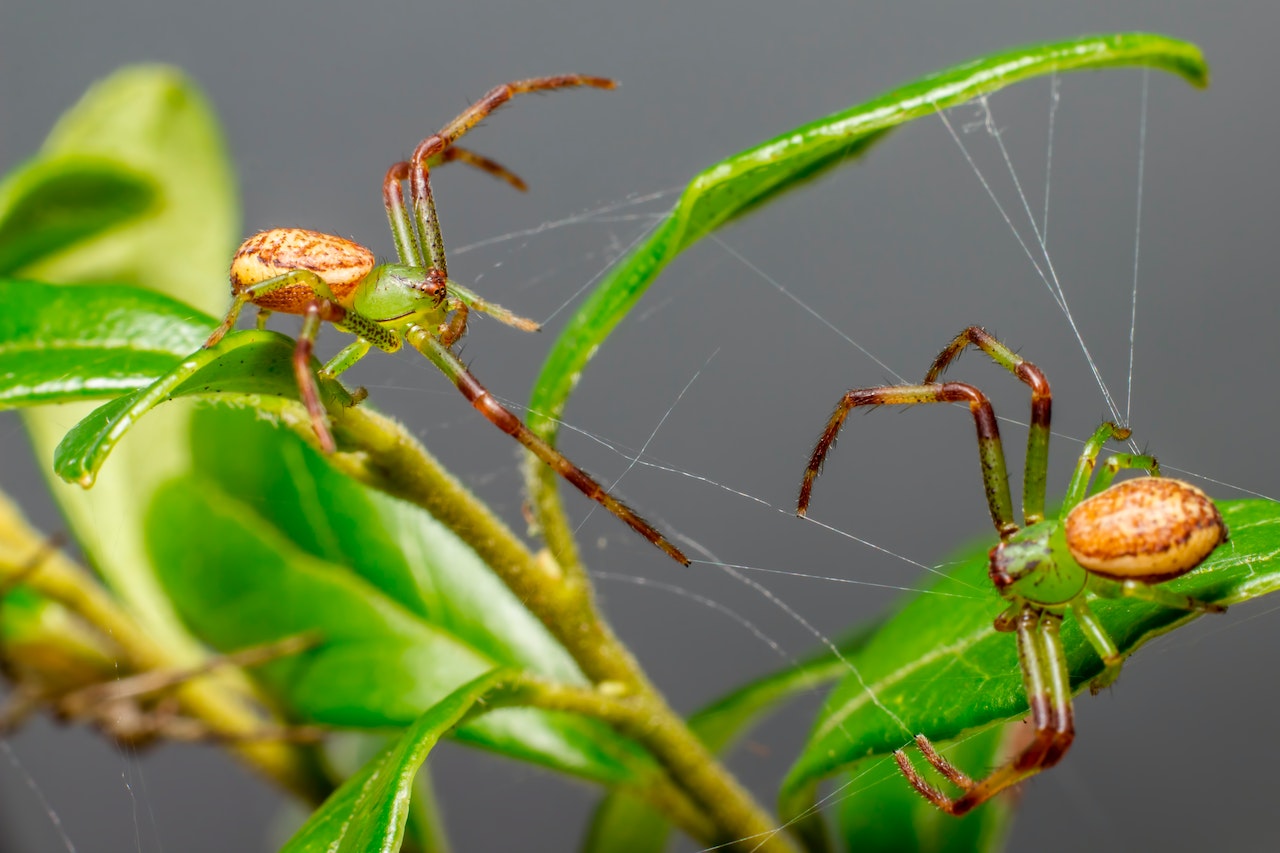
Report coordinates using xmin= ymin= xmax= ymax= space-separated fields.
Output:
xmin=2 ymin=1 xmax=1277 ymax=851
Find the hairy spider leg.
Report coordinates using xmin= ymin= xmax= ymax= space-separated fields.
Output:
xmin=897 ymin=606 xmax=1073 ymax=815
xmin=925 ymin=327 xmax=1053 ymax=524
xmin=797 ymin=383 xmax=1018 ymax=539
xmin=383 ymin=76 xmax=613 ymax=345
xmin=408 ymin=75 xmax=616 ymax=275
xmin=437 ymin=147 xmax=529 ymax=192
xmin=407 ymin=326 xmax=690 ymax=567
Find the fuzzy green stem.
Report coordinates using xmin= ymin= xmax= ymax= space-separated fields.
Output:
xmin=328 ymin=406 xmax=796 ymax=852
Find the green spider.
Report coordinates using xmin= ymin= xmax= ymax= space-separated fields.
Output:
xmin=797 ymin=326 xmax=1228 ymax=814
xmin=202 ymin=75 xmax=689 ymax=567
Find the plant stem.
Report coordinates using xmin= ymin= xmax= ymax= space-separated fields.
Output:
xmin=0 ymin=492 xmax=329 ymax=803
xmin=331 ymin=406 xmax=798 ymax=853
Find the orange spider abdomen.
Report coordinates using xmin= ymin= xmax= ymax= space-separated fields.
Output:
xmin=230 ymin=227 xmax=375 ymax=313
xmin=1064 ymin=478 xmax=1227 ymax=581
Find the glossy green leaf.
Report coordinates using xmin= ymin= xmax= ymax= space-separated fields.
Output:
xmin=51 ymin=330 xmax=347 ymax=488
xmin=186 ymin=405 xmax=587 ymax=684
xmin=0 ymin=158 xmax=155 ymax=274
xmin=142 ymin=411 xmax=655 ymax=785
xmin=280 ymin=668 xmax=510 ymax=853
xmin=779 ymin=499 xmax=1280 ymax=823
xmin=13 ymin=65 xmax=239 ymax=662
xmin=0 ymin=280 xmax=212 ymax=408
xmin=584 ymin=625 xmax=876 ymax=853
xmin=527 ymin=33 xmax=1207 ymax=458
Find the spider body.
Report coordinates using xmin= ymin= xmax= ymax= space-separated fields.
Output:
xmin=797 ymin=326 xmax=1227 ymax=815
xmin=229 ymin=228 xmax=377 ymax=312
xmin=203 ymin=77 xmax=690 ymax=567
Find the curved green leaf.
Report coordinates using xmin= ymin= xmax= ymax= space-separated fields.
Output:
xmin=527 ymin=32 xmax=1207 ymax=458
xmin=0 ymin=280 xmax=211 ymax=407
xmin=51 ymin=330 xmax=348 ymax=487
xmin=0 ymin=158 xmax=155 ymax=274
xmin=779 ymin=499 xmax=1280 ymax=823
xmin=280 ymin=668 xmax=511 ymax=853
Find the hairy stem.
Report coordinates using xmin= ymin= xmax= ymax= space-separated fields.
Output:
xmin=329 ymin=406 xmax=796 ymax=852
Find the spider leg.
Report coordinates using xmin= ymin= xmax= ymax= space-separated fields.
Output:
xmin=445 ymin=279 xmax=540 ymax=332
xmin=406 ymin=76 xmax=616 ymax=338
xmin=204 ymin=270 xmax=325 ymax=348
xmin=1088 ymin=452 xmax=1160 ymax=496
xmin=1061 ymin=422 xmax=1160 ymax=510
xmin=436 ymin=146 xmax=528 ymax=191
xmin=1070 ymin=597 xmax=1124 ymax=693
xmin=406 ymin=325 xmax=689 ymax=567
xmin=797 ymin=382 xmax=1018 ymax=540
xmin=384 ymin=160 xmax=469 ymax=344
xmin=897 ymin=606 xmax=1073 ymax=815
xmin=1088 ymin=576 xmax=1225 ymax=614
xmin=924 ymin=326 xmax=1052 ymax=524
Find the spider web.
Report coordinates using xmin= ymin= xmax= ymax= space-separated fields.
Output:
xmin=1 ymin=71 xmax=1274 ymax=853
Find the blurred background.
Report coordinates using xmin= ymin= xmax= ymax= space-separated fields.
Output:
xmin=1 ymin=1 xmax=1276 ymax=850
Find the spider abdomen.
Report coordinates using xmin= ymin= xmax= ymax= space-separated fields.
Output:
xmin=1064 ymin=478 xmax=1227 ymax=581
xmin=230 ymin=227 xmax=375 ymax=312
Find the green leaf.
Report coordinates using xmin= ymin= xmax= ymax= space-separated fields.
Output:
xmin=584 ymin=625 xmax=876 ymax=853
xmin=142 ymin=408 xmax=655 ymax=785
xmin=186 ymin=405 xmax=588 ymax=684
xmin=0 ymin=280 xmax=212 ymax=408
xmin=779 ymin=499 xmax=1280 ymax=823
xmin=0 ymin=158 xmax=155 ymax=275
xmin=51 ymin=330 xmax=347 ymax=488
xmin=526 ymin=32 xmax=1208 ymax=512
xmin=23 ymin=64 xmax=237 ymax=315
xmin=12 ymin=65 xmax=239 ymax=663
xmin=280 ymin=668 xmax=511 ymax=853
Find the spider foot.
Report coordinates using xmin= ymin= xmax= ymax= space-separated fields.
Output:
xmin=894 ymin=734 xmax=978 ymax=816
xmin=1090 ymin=654 xmax=1125 ymax=694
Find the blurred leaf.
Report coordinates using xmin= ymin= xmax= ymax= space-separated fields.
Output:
xmin=0 ymin=158 xmax=155 ymax=274
xmin=12 ymin=66 xmax=239 ymax=662
xmin=779 ymin=499 xmax=1280 ymax=823
xmin=0 ymin=280 xmax=211 ymax=408
xmin=23 ymin=64 xmax=237 ymax=314
xmin=280 ymin=669 xmax=510 ymax=853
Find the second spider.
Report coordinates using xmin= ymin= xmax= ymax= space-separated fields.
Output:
xmin=797 ymin=326 xmax=1228 ymax=814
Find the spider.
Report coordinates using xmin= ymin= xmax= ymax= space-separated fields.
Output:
xmin=796 ymin=326 xmax=1228 ymax=815
xmin=203 ymin=76 xmax=689 ymax=567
